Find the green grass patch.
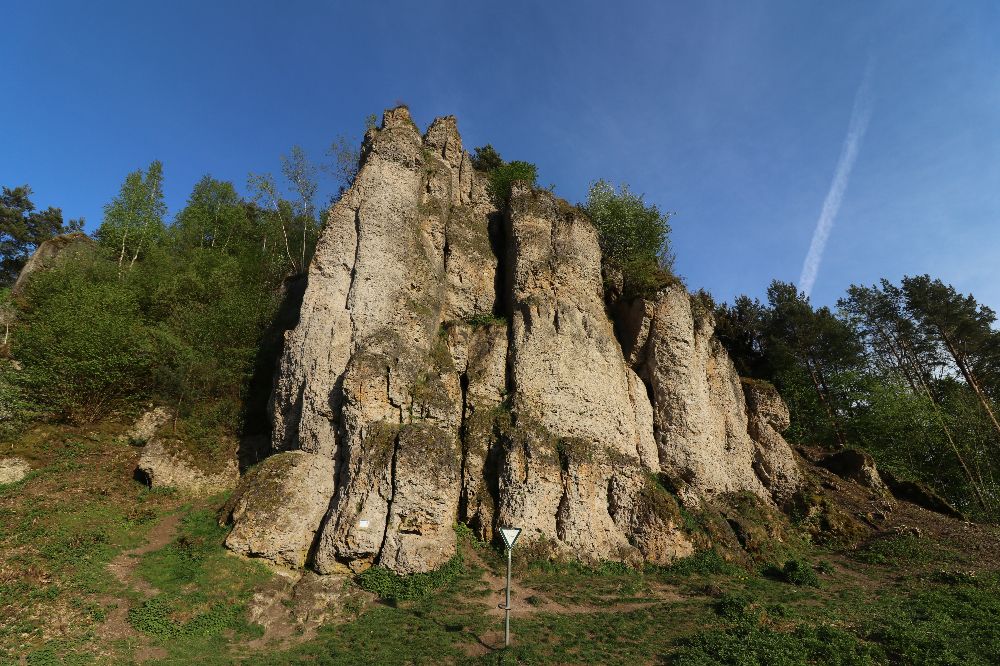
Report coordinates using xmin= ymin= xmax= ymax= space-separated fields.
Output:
xmin=357 ymin=554 xmax=464 ymax=601
xmin=863 ymin=572 xmax=1000 ymax=665
xmin=129 ymin=506 xmax=271 ymax=659
xmin=853 ymin=533 xmax=953 ymax=565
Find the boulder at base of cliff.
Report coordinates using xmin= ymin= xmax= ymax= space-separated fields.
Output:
xmin=879 ymin=469 xmax=966 ymax=520
xmin=818 ymin=448 xmax=889 ymax=494
xmin=0 ymin=457 xmax=31 ymax=485
xmin=135 ymin=438 xmax=238 ymax=495
xmin=222 ymin=451 xmax=334 ymax=568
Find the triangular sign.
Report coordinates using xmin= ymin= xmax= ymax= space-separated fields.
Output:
xmin=500 ymin=527 xmax=522 ymax=549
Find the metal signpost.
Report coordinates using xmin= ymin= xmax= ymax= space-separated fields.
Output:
xmin=499 ymin=527 xmax=522 ymax=647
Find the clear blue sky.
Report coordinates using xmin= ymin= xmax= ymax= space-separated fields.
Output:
xmin=3 ymin=1 xmax=999 ymax=311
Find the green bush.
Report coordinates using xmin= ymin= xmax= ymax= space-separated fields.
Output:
xmin=471 ymin=144 xmax=503 ymax=172
xmin=12 ymin=258 xmax=154 ymax=422
xmin=584 ymin=179 xmax=674 ymax=299
xmin=357 ymin=554 xmax=463 ymax=601
xmin=779 ymin=559 xmax=820 ymax=587
xmin=487 ymin=160 xmax=538 ymax=209
xmin=663 ymin=549 xmax=738 ymax=577
xmin=714 ymin=592 xmax=756 ymax=622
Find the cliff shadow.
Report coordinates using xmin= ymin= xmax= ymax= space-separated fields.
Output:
xmin=238 ymin=273 xmax=308 ymax=472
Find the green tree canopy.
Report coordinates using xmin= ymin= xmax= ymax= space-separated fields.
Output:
xmin=584 ymin=179 xmax=674 ymax=299
xmin=96 ymin=161 xmax=167 ymax=274
xmin=174 ymin=176 xmax=249 ymax=251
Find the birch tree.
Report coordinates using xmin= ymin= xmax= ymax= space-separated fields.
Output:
xmin=97 ymin=161 xmax=166 ymax=276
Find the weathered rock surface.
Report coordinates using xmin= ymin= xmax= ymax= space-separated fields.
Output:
xmin=228 ymin=107 xmax=802 ymax=574
xmin=743 ymin=379 xmax=805 ymax=506
xmin=125 ymin=407 xmax=172 ymax=444
xmin=11 ymin=232 xmax=96 ymax=297
xmin=818 ymin=448 xmax=888 ymax=494
xmin=136 ymin=438 xmax=238 ymax=495
xmin=223 ymin=452 xmax=334 ymax=567
xmin=619 ymin=287 xmax=803 ymax=507
xmin=0 ymin=457 xmax=31 ymax=485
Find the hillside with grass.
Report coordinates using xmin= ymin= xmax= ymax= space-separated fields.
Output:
xmin=2 ymin=108 xmax=1000 ymax=665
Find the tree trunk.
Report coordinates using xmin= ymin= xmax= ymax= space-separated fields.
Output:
xmin=117 ymin=226 xmax=129 ymax=276
xmin=939 ymin=328 xmax=1000 ymax=442
xmin=806 ymin=357 xmax=847 ymax=448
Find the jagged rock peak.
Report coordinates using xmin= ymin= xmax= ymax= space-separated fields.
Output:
xmin=226 ymin=108 xmax=804 ymax=574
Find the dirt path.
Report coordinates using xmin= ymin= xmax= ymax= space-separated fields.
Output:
xmin=98 ymin=513 xmax=180 ymax=659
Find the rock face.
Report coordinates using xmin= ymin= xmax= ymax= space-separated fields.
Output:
xmin=136 ymin=438 xmax=238 ymax=495
xmin=222 ymin=452 xmax=334 ymax=567
xmin=0 ymin=457 xmax=31 ymax=485
xmin=125 ymin=407 xmax=172 ymax=444
xmin=11 ymin=232 xmax=95 ymax=297
xmin=818 ymin=448 xmax=888 ymax=494
xmin=228 ymin=107 xmax=803 ymax=573
xmin=617 ymin=288 xmax=803 ymax=508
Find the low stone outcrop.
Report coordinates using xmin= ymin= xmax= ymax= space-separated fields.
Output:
xmin=222 ymin=452 xmax=334 ymax=568
xmin=879 ymin=469 xmax=965 ymax=520
xmin=228 ymin=107 xmax=802 ymax=574
xmin=136 ymin=438 xmax=238 ymax=495
xmin=818 ymin=448 xmax=888 ymax=494
xmin=0 ymin=457 xmax=31 ymax=485
xmin=11 ymin=232 xmax=95 ymax=297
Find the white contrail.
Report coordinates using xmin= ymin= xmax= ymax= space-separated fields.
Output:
xmin=798 ymin=64 xmax=874 ymax=298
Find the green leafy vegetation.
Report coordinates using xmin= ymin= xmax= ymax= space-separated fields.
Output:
xmin=357 ymin=553 xmax=464 ymax=601
xmin=584 ymin=179 xmax=675 ymax=299
xmin=464 ymin=312 xmax=508 ymax=328
xmin=776 ymin=558 xmax=821 ymax=587
xmin=716 ymin=276 xmax=1000 ymax=521
xmin=471 ymin=143 xmax=540 ymax=208
xmin=2 ymin=153 xmax=323 ymax=445
xmin=486 ymin=160 xmax=538 ymax=208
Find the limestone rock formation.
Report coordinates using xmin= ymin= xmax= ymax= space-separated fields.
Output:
xmin=223 ymin=452 xmax=334 ymax=567
xmin=0 ymin=457 xmax=31 ymax=485
xmin=743 ymin=379 xmax=805 ymax=506
xmin=616 ymin=287 xmax=803 ymax=507
xmin=227 ymin=107 xmax=803 ymax=574
xmin=11 ymin=232 xmax=95 ymax=297
xmin=136 ymin=438 xmax=238 ymax=495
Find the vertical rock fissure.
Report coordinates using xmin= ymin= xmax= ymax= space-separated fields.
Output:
xmin=376 ymin=430 xmax=402 ymax=563
xmin=346 ymin=206 xmax=362 ymax=310
xmin=457 ymin=370 xmax=470 ymax=522
xmin=555 ymin=445 xmax=571 ymax=541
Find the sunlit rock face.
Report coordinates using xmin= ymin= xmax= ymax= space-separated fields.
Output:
xmin=226 ymin=107 xmax=802 ymax=574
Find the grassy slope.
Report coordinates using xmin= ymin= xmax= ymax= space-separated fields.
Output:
xmin=2 ymin=425 xmax=1000 ymax=665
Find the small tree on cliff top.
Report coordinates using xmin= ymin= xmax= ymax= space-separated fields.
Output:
xmin=584 ymin=179 xmax=674 ymax=298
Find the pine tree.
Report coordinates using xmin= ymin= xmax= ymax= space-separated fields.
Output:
xmin=902 ymin=275 xmax=1000 ymax=445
